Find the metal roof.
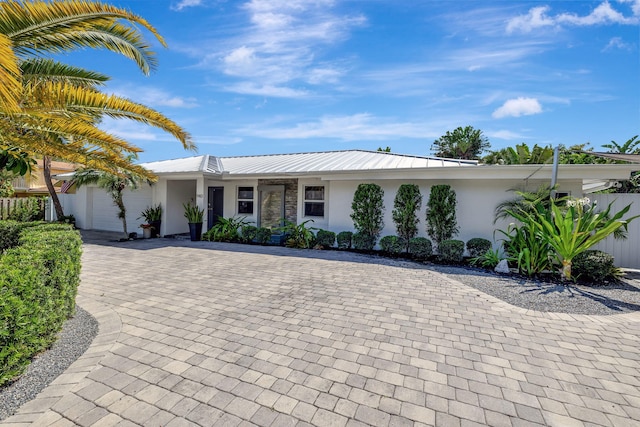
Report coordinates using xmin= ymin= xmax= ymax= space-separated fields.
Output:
xmin=141 ymin=155 xmax=222 ymax=174
xmin=141 ymin=150 xmax=477 ymax=176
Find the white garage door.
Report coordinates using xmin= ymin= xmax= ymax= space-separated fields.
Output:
xmin=90 ymin=186 xmax=153 ymax=232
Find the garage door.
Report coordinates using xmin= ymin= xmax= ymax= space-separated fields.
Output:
xmin=90 ymin=186 xmax=153 ymax=232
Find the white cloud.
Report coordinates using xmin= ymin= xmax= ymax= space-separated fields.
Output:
xmin=492 ymin=97 xmax=543 ymax=118
xmin=206 ymin=0 xmax=365 ymax=97
xmin=171 ymin=0 xmax=203 ymax=11
xmin=507 ymin=1 xmax=639 ymax=33
xmin=223 ymin=82 xmax=308 ymax=98
xmin=195 ymin=136 xmax=243 ymax=145
xmin=238 ymin=113 xmax=434 ymax=141
xmin=506 ymin=6 xmax=556 ymax=34
xmin=487 ymin=129 xmax=530 ymax=140
xmin=111 ymin=85 xmax=199 ymax=108
xmin=603 ymin=36 xmax=633 ymax=51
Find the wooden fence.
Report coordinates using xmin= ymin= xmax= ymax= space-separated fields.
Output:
xmin=0 ymin=197 xmax=47 ymax=221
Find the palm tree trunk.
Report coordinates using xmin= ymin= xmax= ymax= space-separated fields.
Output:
xmin=113 ymin=190 xmax=128 ymax=238
xmin=43 ymin=156 xmax=65 ymax=219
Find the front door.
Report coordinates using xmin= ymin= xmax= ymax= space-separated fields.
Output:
xmin=207 ymin=186 xmax=224 ymax=230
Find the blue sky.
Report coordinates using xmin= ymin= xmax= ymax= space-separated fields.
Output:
xmin=71 ymin=0 xmax=639 ymax=162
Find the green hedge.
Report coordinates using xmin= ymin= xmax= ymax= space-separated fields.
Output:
xmin=0 ymin=222 xmax=82 ymax=386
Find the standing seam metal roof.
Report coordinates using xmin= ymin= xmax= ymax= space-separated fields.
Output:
xmin=141 ymin=150 xmax=476 ymax=175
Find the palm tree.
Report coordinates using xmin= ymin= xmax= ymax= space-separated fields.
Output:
xmin=483 ymin=143 xmax=554 ymax=165
xmin=0 ymin=0 xmax=195 ymax=183
xmin=73 ymin=156 xmax=148 ymax=239
xmin=602 ymin=135 xmax=640 ymax=154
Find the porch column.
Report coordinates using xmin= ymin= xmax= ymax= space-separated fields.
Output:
xmin=154 ymin=179 xmax=168 ymax=236
xmin=196 ymin=176 xmax=206 ymax=230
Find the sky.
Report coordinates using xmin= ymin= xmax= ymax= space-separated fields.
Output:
xmin=67 ymin=0 xmax=640 ymax=162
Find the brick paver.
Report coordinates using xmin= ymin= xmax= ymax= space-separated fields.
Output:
xmin=3 ymin=235 xmax=640 ymax=426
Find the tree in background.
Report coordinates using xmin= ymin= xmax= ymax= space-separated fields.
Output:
xmin=431 ymin=126 xmax=490 ymax=160
xmin=602 ymin=135 xmax=640 ymax=155
xmin=350 ymin=183 xmax=385 ymax=250
xmin=483 ymin=143 xmax=554 ymax=165
xmin=377 ymin=147 xmax=391 ymax=152
xmin=426 ymin=184 xmax=459 ymax=250
xmin=392 ymin=184 xmax=422 ymax=252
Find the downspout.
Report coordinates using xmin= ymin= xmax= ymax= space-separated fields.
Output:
xmin=550 ymin=146 xmax=559 ymax=198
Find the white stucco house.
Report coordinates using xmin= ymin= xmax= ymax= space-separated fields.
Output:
xmin=58 ymin=149 xmax=640 ymax=266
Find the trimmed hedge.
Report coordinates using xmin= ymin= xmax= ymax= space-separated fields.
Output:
xmin=336 ymin=231 xmax=352 ymax=249
xmin=466 ymin=237 xmax=492 ymax=258
xmin=316 ymin=229 xmax=336 ymax=248
xmin=353 ymin=231 xmax=376 ymax=251
xmin=409 ymin=237 xmax=432 ymax=260
xmin=572 ymin=250 xmax=618 ymax=284
xmin=379 ymin=235 xmax=406 ymax=254
xmin=0 ymin=222 xmax=82 ymax=386
xmin=438 ymin=239 xmax=465 ymax=263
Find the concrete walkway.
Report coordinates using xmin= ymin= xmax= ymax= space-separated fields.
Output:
xmin=3 ymin=236 xmax=640 ymax=426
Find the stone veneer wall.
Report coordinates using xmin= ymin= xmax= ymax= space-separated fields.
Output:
xmin=258 ymin=179 xmax=298 ymax=224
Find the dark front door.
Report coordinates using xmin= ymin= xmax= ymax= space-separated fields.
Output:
xmin=207 ymin=186 xmax=224 ymax=230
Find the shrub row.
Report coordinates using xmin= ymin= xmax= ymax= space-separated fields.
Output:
xmin=0 ymin=222 xmax=82 ymax=386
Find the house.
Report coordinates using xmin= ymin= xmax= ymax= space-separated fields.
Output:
xmin=59 ymin=149 xmax=640 ymax=266
xmin=11 ymin=159 xmax=76 ymax=197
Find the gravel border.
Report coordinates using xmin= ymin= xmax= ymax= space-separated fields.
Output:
xmin=0 ymin=305 xmax=98 ymax=421
xmin=426 ymin=263 xmax=640 ymax=316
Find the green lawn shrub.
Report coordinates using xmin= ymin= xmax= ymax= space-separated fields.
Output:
xmin=572 ymin=250 xmax=619 ymax=284
xmin=0 ymin=223 xmax=81 ymax=386
xmin=379 ymin=235 xmax=406 ymax=254
xmin=438 ymin=239 xmax=465 ymax=263
xmin=466 ymin=238 xmax=492 ymax=258
xmin=315 ymin=229 xmax=336 ymax=248
xmin=255 ymin=227 xmax=272 ymax=245
xmin=240 ymin=225 xmax=257 ymax=243
xmin=408 ymin=237 xmax=432 ymax=260
xmin=336 ymin=231 xmax=352 ymax=249
xmin=0 ymin=220 xmax=32 ymax=252
xmin=352 ymin=231 xmax=376 ymax=251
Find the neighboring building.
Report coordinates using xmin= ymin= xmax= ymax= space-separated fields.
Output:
xmin=11 ymin=159 xmax=76 ymax=197
xmin=58 ymin=149 xmax=640 ymax=266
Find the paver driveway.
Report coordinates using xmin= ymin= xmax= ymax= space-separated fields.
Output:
xmin=5 ymin=237 xmax=640 ymax=426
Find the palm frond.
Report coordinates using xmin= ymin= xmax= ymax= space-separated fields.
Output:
xmin=0 ymin=33 xmax=22 ymax=113
xmin=21 ymin=58 xmax=109 ymax=87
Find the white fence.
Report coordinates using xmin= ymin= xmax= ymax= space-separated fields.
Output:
xmin=591 ymin=193 xmax=640 ymax=269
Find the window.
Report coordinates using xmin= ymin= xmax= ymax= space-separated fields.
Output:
xmin=238 ymin=186 xmax=254 ymax=214
xmin=304 ymin=186 xmax=324 ymax=217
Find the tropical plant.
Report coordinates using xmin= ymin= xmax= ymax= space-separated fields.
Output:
xmin=139 ymin=204 xmax=162 ymax=223
xmin=183 ymin=200 xmax=204 ymax=224
xmin=278 ymin=219 xmax=316 ymax=249
xmin=572 ymin=250 xmax=621 ymax=284
xmin=431 ymin=126 xmax=490 ymax=160
xmin=336 ymin=231 xmax=353 ymax=249
xmin=255 ymin=227 xmax=272 ymax=245
xmin=504 ymin=197 xmax=638 ymax=280
xmin=73 ymin=160 xmax=148 ymax=239
xmin=426 ymin=184 xmax=459 ymax=250
xmin=498 ymin=221 xmax=553 ymax=277
xmin=0 ymin=170 xmax=16 ymax=197
xmin=408 ymin=237 xmax=432 ymax=259
xmin=466 ymin=238 xmax=492 ymax=258
xmin=350 ymin=183 xmax=385 ymax=246
xmin=483 ymin=143 xmax=554 ymax=165
xmin=494 ymin=186 xmax=555 ymax=223
xmin=470 ymin=248 xmax=504 ymax=269
xmin=602 ymin=135 xmax=640 ymax=154
xmin=392 ymin=184 xmax=422 ymax=252
xmin=5 ymin=197 xmax=46 ymax=221
xmin=240 ymin=225 xmax=258 ymax=243
xmin=204 ymin=216 xmax=249 ymax=242
xmin=0 ymin=0 xmax=195 ymax=217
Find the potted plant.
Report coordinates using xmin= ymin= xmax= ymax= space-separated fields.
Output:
xmin=139 ymin=204 xmax=162 ymax=237
xmin=140 ymin=223 xmax=154 ymax=239
xmin=183 ymin=200 xmax=204 ymax=241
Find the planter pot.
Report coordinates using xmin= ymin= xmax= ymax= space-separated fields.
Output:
xmin=142 ymin=228 xmax=152 ymax=239
xmin=188 ymin=222 xmax=203 ymax=241
xmin=149 ymin=220 xmax=161 ymax=238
